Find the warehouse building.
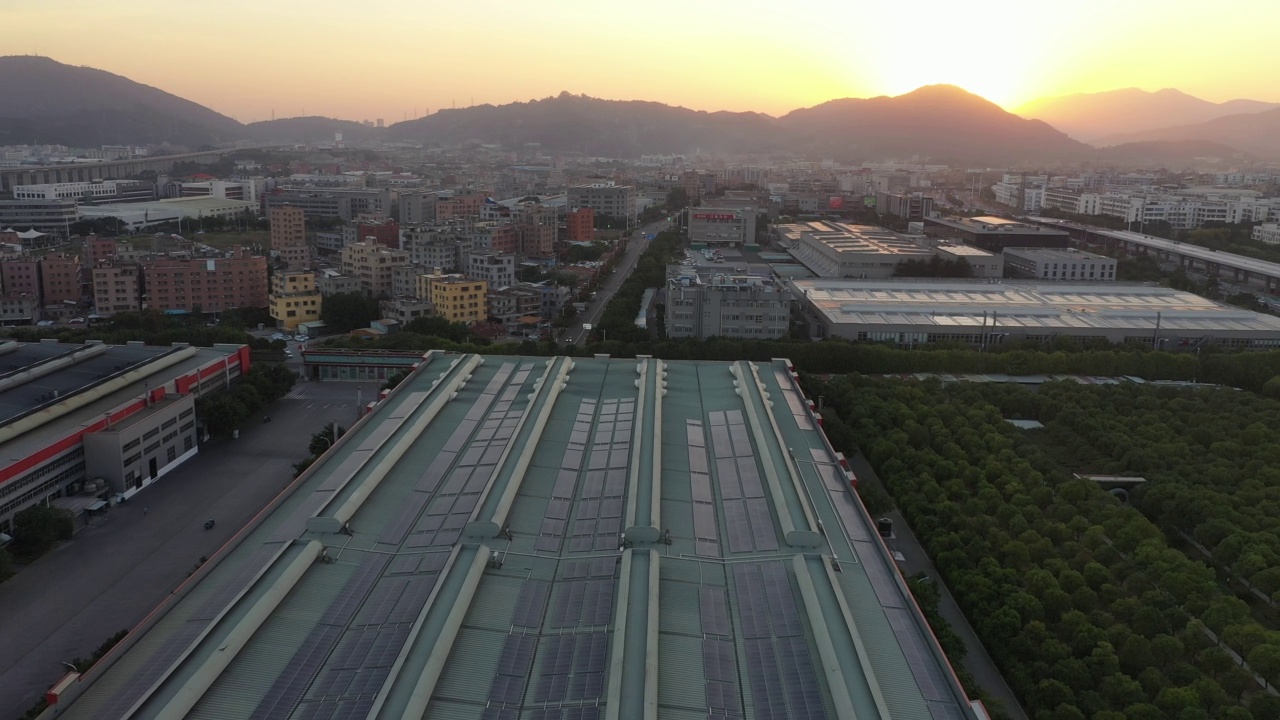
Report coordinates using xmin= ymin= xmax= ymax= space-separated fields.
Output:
xmin=791 ymin=278 xmax=1280 ymax=347
xmin=779 ymin=221 xmax=935 ymax=278
xmin=924 ymin=215 xmax=1071 ymax=252
xmin=1003 ymin=247 xmax=1116 ymax=281
xmin=0 ymin=340 xmax=250 ymax=532
xmin=51 ymin=352 xmax=984 ymax=720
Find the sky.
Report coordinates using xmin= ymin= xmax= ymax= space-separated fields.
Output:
xmin=6 ymin=0 xmax=1279 ymax=123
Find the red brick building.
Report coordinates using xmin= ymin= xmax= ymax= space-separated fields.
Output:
xmin=143 ymin=246 xmax=267 ymax=313
xmin=39 ymin=253 xmax=83 ymax=306
xmin=436 ymin=193 xmax=488 ymax=221
xmin=486 ymin=224 xmax=520 ymax=254
xmin=1 ymin=259 xmax=39 ymax=298
xmin=85 ymin=235 xmax=118 ymax=266
xmin=565 ymin=207 xmax=595 ymax=243
xmin=356 ymin=219 xmax=401 ymax=249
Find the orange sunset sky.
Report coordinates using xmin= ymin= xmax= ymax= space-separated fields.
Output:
xmin=7 ymin=0 xmax=1279 ymax=123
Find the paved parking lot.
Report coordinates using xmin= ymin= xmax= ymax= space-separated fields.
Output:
xmin=0 ymin=381 xmax=377 ymax=713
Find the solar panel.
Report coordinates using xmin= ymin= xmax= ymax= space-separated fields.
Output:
xmin=247 ymin=624 xmax=344 ymax=720
xmin=699 ymin=587 xmax=732 ymax=637
xmin=511 ymin=580 xmax=551 ymax=628
xmin=744 ymin=638 xmax=787 ymax=720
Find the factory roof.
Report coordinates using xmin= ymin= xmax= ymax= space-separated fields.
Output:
xmin=1001 ymin=246 xmax=1113 ymax=262
xmin=57 ymin=352 xmax=978 ymax=720
xmin=790 ymin=279 xmax=1280 ymax=336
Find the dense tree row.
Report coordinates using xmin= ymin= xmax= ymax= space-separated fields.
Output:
xmin=810 ymin=375 xmax=1278 ymax=720
xmin=595 ymin=230 xmax=683 ymax=343
xmin=195 ymin=363 xmax=297 ymax=435
xmin=977 ymin=382 xmax=1280 ymax=608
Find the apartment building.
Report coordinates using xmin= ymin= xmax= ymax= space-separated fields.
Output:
xmin=665 ymin=268 xmax=790 ymax=340
xmin=567 ymin=182 xmax=637 ymax=225
xmin=269 ymin=205 xmax=309 ymax=271
xmin=419 ymin=274 xmax=488 ymax=324
xmin=403 ymin=223 xmax=475 ymax=272
xmin=340 ymin=242 xmax=410 ymax=298
xmin=436 ymin=192 xmax=488 ymax=221
xmin=398 ymin=190 xmax=439 ymax=225
xmin=0 ymin=293 xmax=38 ymax=323
xmin=513 ymin=203 xmax=557 ymax=257
xmin=565 ymin=207 xmax=595 ymax=242
xmin=92 ymin=262 xmax=142 ymax=316
xmin=269 ymin=270 xmax=322 ymax=330
xmin=1 ymin=258 xmax=40 ymax=298
xmin=143 ymin=247 xmax=268 ymax=313
xmin=488 ymin=285 xmax=543 ymax=326
xmin=875 ymin=191 xmax=935 ymax=221
xmin=39 ymin=253 xmax=82 ymax=306
xmin=316 ymin=269 xmax=362 ymax=297
xmin=480 ymin=223 xmax=520 ymax=255
xmin=85 ymin=235 xmax=118 ymax=265
xmin=466 ymin=253 xmax=516 ymax=289
xmin=391 ymin=265 xmax=424 ymax=299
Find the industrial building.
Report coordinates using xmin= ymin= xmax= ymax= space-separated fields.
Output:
xmin=924 ymin=216 xmax=1071 ymax=253
xmin=50 ymin=352 xmax=983 ymax=720
xmin=1003 ymin=247 xmax=1116 ymax=281
xmin=0 ymin=340 xmax=250 ymax=533
xmin=666 ymin=266 xmax=791 ymax=339
xmin=778 ymin=221 xmax=935 ymax=278
xmin=791 ymin=278 xmax=1280 ymax=347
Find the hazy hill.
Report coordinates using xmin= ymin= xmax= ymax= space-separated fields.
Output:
xmin=388 ymin=86 xmax=1086 ymax=164
xmin=778 ymin=84 xmax=1088 ymax=164
xmin=1095 ymin=108 xmax=1280 ymax=159
xmin=243 ymin=116 xmax=384 ymax=144
xmin=1095 ymin=139 xmax=1251 ymax=166
xmin=387 ymin=92 xmax=779 ymax=156
xmin=1016 ymin=87 xmax=1279 ymax=142
xmin=0 ymin=55 xmax=244 ymax=148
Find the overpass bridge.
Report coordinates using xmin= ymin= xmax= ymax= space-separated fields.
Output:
xmin=0 ymin=148 xmax=248 ymax=193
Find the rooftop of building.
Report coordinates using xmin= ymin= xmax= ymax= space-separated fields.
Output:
xmin=934 ymin=243 xmax=997 ymax=258
xmin=791 ymin=278 xmax=1280 ymax=335
xmin=1001 ymin=246 xmax=1113 ymax=262
xmin=57 ymin=352 xmax=977 ymax=720
xmin=928 ymin=216 xmax=1069 ymax=235
xmin=0 ymin=341 xmax=245 ymax=465
xmin=780 ymin=221 xmax=934 ymax=257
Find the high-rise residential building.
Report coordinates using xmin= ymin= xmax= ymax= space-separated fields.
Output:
xmin=340 ymin=242 xmax=411 ymax=298
xmin=567 ymin=183 xmax=637 ymax=226
xmin=565 ymin=207 xmax=595 ymax=243
xmin=420 ymin=273 xmax=487 ymax=324
xmin=398 ymin=190 xmax=440 ymax=225
xmin=479 ymin=223 xmax=519 ymax=255
xmin=39 ymin=253 xmax=82 ymax=306
xmin=403 ymin=223 xmax=476 ymax=272
xmin=513 ymin=203 xmax=557 ymax=258
xmin=269 ymin=205 xmax=309 ymax=271
xmin=143 ymin=246 xmax=268 ymax=313
xmin=436 ymin=192 xmax=488 ymax=221
xmin=269 ymin=270 xmax=323 ymax=330
xmin=91 ymin=261 xmax=142 ymax=316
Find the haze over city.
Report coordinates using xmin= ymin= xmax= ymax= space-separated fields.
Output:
xmin=8 ymin=0 xmax=1280 ymax=121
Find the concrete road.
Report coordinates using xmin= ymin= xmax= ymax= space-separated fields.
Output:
xmin=849 ymin=453 xmax=1028 ymax=720
xmin=0 ymin=381 xmax=377 ymax=713
xmin=564 ymin=218 xmax=672 ymax=345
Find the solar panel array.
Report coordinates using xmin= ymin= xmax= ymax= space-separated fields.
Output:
xmin=380 ymin=363 xmax=533 ymax=548
xmin=687 ymin=420 xmax=722 ymax=558
xmin=708 ymin=410 xmax=777 ymax=554
xmin=700 ymin=587 xmax=743 ymax=718
xmin=772 ymin=368 xmax=814 ymax=431
xmin=93 ymin=544 xmax=287 ymax=719
xmin=732 ymin=563 xmax=827 ymax=720
xmin=536 ymin=399 xmax=630 ymax=553
xmin=247 ymin=554 xmax=393 ymax=719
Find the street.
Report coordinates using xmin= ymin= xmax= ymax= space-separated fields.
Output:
xmin=564 ymin=218 xmax=671 ymax=344
xmin=0 ymin=381 xmax=376 ymax=713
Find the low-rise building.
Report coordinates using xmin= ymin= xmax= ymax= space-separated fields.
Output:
xmin=143 ymin=246 xmax=268 ymax=313
xmin=688 ymin=206 xmax=756 ymax=248
xmin=666 ymin=267 xmax=791 ymax=339
xmin=1254 ymin=223 xmax=1280 ymax=245
xmin=934 ymin=244 xmax=1004 ymax=278
xmin=340 ymin=242 xmax=410 ymax=299
xmin=1003 ymin=247 xmax=1117 ymax=281
xmin=315 ymin=269 xmax=362 ymax=297
xmin=269 ymin=271 xmax=322 ymax=330
xmin=924 ymin=215 xmax=1071 ymax=252
xmin=39 ymin=253 xmax=82 ymax=306
xmin=379 ymin=298 xmax=434 ymax=325
xmin=420 ymin=274 xmax=487 ymax=324
xmin=466 ymin=253 xmax=516 ymax=289
xmin=92 ymin=262 xmax=142 ymax=316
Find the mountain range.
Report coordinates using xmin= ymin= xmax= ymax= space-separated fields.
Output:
xmin=1014 ymin=87 xmax=1279 ymax=143
xmin=1 ymin=55 xmax=1276 ymax=163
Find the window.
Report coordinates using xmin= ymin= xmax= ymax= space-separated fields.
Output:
xmin=167 ymin=446 xmax=177 ymax=462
